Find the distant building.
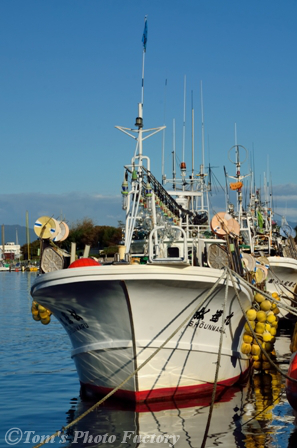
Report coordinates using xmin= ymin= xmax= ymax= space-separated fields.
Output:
xmin=0 ymin=242 xmax=21 ymax=260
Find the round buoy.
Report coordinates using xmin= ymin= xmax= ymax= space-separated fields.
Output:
xmin=68 ymin=258 xmax=102 ymax=268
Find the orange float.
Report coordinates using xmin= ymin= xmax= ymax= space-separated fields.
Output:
xmin=68 ymin=259 xmax=101 ymax=268
xmin=230 ymin=181 xmax=243 ymax=191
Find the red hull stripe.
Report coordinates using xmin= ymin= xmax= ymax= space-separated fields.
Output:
xmin=81 ymin=368 xmax=250 ymax=409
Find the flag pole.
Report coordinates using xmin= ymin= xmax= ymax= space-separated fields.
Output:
xmin=141 ymin=16 xmax=148 ymax=109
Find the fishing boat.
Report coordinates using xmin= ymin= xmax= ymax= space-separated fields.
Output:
xmin=0 ymin=261 xmax=9 ymax=271
xmin=31 ymin=20 xmax=254 ymax=403
xmin=26 ymin=264 xmax=39 ymax=272
xmin=223 ymin=143 xmax=297 ymax=318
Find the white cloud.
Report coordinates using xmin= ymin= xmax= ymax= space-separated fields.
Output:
xmin=0 ymin=192 xmax=124 ymax=228
xmin=1 ymin=183 xmax=297 ymax=229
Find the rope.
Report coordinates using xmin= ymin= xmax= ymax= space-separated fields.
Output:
xmin=231 ymin=268 xmax=297 ymax=317
xmin=200 ymin=270 xmax=230 ymax=448
xmin=32 ymin=269 xmax=228 ymax=448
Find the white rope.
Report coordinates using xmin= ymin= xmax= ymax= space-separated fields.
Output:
xmin=201 ymin=269 xmax=230 ymax=448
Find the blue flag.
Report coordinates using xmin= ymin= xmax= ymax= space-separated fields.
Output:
xmin=142 ymin=17 xmax=148 ymax=52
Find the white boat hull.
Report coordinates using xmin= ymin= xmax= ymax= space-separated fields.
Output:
xmin=31 ymin=264 xmax=253 ymax=402
xmin=267 ymin=256 xmax=297 ymax=317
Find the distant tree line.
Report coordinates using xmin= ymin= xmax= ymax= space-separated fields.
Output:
xmin=21 ymin=219 xmax=122 ymax=260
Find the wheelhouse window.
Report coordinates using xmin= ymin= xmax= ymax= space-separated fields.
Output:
xmin=167 ymin=247 xmax=179 ymax=258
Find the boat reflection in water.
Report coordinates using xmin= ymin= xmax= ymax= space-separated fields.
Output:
xmin=62 ymin=368 xmax=291 ymax=448
xmin=64 ymin=385 xmax=251 ymax=447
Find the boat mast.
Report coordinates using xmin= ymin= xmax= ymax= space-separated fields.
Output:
xmin=2 ymin=224 xmax=4 ymax=262
xmin=26 ymin=211 xmax=30 ymax=261
xmin=162 ymin=79 xmax=167 ymax=185
xmin=181 ymin=75 xmax=187 ymax=189
xmin=200 ymin=81 xmax=206 ymax=212
xmin=200 ymin=81 xmax=205 ymax=174
xmin=116 ymin=17 xmax=165 ymax=255
xmin=234 ymin=125 xmax=243 ymax=222
xmin=141 ymin=15 xmax=147 ymax=108
xmin=191 ymin=90 xmax=195 ymax=188
xmin=191 ymin=91 xmax=195 ymax=211
xmin=172 ymin=118 xmax=176 ymax=190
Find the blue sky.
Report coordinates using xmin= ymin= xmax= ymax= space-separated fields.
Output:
xmin=1 ymin=0 xmax=297 ymax=230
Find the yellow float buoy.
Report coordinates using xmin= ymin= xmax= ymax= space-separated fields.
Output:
xmin=251 ymin=344 xmax=261 ymax=356
xmin=266 ymin=311 xmax=276 ymax=323
xmin=243 ymin=333 xmax=253 ymax=344
xmin=271 ymin=292 xmax=280 ymax=300
xmin=256 ymin=310 xmax=267 ymax=323
xmin=263 ymin=331 xmax=272 ymax=342
xmin=254 ymin=292 xmax=265 ymax=303
xmin=253 ymin=361 xmax=262 ymax=370
xmin=38 ymin=305 xmax=47 ymax=313
xmin=255 ymin=322 xmax=265 ymax=334
xmin=260 ymin=300 xmax=272 ymax=311
xmin=244 ymin=321 xmax=255 ymax=334
xmin=41 ymin=316 xmax=51 ymax=325
xmin=241 ymin=342 xmax=252 ymax=354
xmin=246 ymin=308 xmax=257 ymax=321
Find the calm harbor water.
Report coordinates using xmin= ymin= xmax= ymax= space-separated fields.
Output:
xmin=1 ymin=272 xmax=297 ymax=448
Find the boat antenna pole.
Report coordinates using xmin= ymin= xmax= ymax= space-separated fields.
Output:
xmin=135 ymin=15 xmax=148 ymax=158
xmin=201 ymin=81 xmax=205 ymax=172
xmin=180 ymin=75 xmax=187 ymax=188
xmin=2 ymin=224 xmax=4 ymax=263
xmin=224 ymin=166 xmax=230 ymax=212
xmin=200 ymin=81 xmax=206 ymax=212
xmin=162 ymin=79 xmax=167 ymax=185
xmin=182 ymin=75 xmax=186 ymax=162
xmin=26 ymin=211 xmax=30 ymax=262
xmin=173 ymin=118 xmax=176 ymax=190
xmin=234 ymin=123 xmax=243 ymax=222
xmin=191 ymin=90 xmax=195 ymax=191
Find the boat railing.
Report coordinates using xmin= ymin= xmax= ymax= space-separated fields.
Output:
xmin=181 ymin=223 xmax=211 ymax=240
xmin=148 ymin=225 xmax=189 ymax=264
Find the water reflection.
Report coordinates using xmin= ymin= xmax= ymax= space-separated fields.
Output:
xmin=62 ymin=386 xmax=251 ymax=447
xmin=58 ymin=366 xmax=297 ymax=448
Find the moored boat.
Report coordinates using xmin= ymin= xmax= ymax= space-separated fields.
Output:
xmin=0 ymin=262 xmax=9 ymax=271
xmin=223 ymin=144 xmax=297 ymax=319
xmin=32 ymin=262 xmax=253 ymax=401
xmin=30 ymin=19 xmax=255 ymax=403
